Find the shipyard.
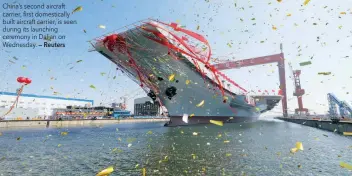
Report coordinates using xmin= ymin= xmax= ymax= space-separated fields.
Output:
xmin=0 ymin=0 xmax=351 ymax=175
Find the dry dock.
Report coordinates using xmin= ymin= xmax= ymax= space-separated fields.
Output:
xmin=276 ymin=117 xmax=352 ymax=135
xmin=0 ymin=118 xmax=169 ymax=128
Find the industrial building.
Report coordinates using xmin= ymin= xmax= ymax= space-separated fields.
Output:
xmin=0 ymin=92 xmax=93 ymax=120
xmin=134 ymin=97 xmax=160 ymax=116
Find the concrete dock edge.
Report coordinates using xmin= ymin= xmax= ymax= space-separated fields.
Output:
xmin=0 ymin=118 xmax=170 ymax=128
xmin=276 ymin=117 xmax=352 ymax=135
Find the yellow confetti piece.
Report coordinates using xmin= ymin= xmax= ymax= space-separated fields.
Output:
xmin=218 ymin=134 xmax=222 ymax=138
xmin=340 ymin=161 xmax=352 ymax=170
xmin=343 ymin=132 xmax=352 ymax=136
xmin=193 ymin=132 xmax=198 ymax=136
xmin=210 ymin=120 xmax=223 ymax=126
xmin=142 ymin=168 xmax=146 ymax=176
xmin=296 ymin=142 xmax=304 ymax=150
xmin=180 ymin=130 xmax=184 ymax=134
xmin=135 ymin=164 xmax=139 ymax=168
xmin=290 ymin=147 xmax=298 ymax=153
xmin=89 ymin=85 xmax=96 ymax=89
xmin=196 ymin=100 xmax=205 ymax=107
xmin=98 ymin=25 xmax=106 ymax=29
xmin=340 ymin=12 xmax=346 ymax=15
xmin=185 ymin=80 xmax=190 ymax=85
xmin=146 ymin=131 xmax=153 ymax=135
xmin=191 ymin=154 xmax=196 ymax=159
xmin=72 ymin=6 xmax=83 ymax=14
xmin=168 ymin=74 xmax=175 ymax=81
xmin=277 ymin=0 xmax=282 ymax=2
xmin=287 ymin=13 xmax=291 ymax=16
xmin=60 ymin=132 xmax=68 ymax=136
xmin=225 ymin=153 xmax=232 ymax=157
xmin=58 ymin=144 xmax=62 ymax=147
xmin=197 ymin=25 xmax=200 ymax=30
xmin=272 ymin=25 xmax=277 ymax=30
xmin=96 ymin=166 xmax=114 ymax=176
xmin=303 ymin=0 xmax=311 ymax=5
xmin=190 ymin=114 xmax=195 ymax=117
xmin=318 ymin=72 xmax=331 ymax=75
xmin=223 ymin=140 xmax=230 ymax=143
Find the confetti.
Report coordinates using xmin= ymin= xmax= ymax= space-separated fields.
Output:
xmin=340 ymin=161 xmax=352 ymax=170
xmin=193 ymin=132 xmax=198 ymax=136
xmin=185 ymin=80 xmax=190 ymax=85
xmin=96 ymin=166 xmax=114 ymax=176
xmin=287 ymin=13 xmax=292 ymax=16
xmin=299 ymin=61 xmax=312 ymax=66
xmin=146 ymin=131 xmax=153 ymax=134
xmin=58 ymin=144 xmax=62 ymax=147
xmin=61 ymin=132 xmax=68 ymax=136
xmin=142 ymin=168 xmax=146 ymax=176
xmin=296 ymin=142 xmax=304 ymax=150
xmin=318 ymin=72 xmax=331 ymax=75
xmin=224 ymin=140 xmax=230 ymax=143
xmin=72 ymin=6 xmax=83 ymax=14
xmin=196 ymin=100 xmax=205 ymax=107
xmin=290 ymin=147 xmax=298 ymax=153
xmin=168 ymin=74 xmax=175 ymax=81
xmin=182 ymin=114 xmax=188 ymax=123
xmin=89 ymin=85 xmax=96 ymax=89
xmin=128 ymin=144 xmax=132 ymax=147
xmin=99 ymin=25 xmax=106 ymax=29
xmin=197 ymin=25 xmax=200 ymax=30
xmin=210 ymin=120 xmax=223 ymax=126
xmin=272 ymin=25 xmax=277 ymax=30
xmin=76 ymin=60 xmax=83 ymax=63
xmin=343 ymin=132 xmax=352 ymax=136
xmin=303 ymin=0 xmax=311 ymax=5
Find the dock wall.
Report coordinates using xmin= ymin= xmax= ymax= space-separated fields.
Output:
xmin=276 ymin=117 xmax=352 ymax=134
xmin=0 ymin=118 xmax=169 ymax=128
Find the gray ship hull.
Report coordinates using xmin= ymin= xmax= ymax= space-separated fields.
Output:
xmin=92 ymin=20 xmax=280 ymax=126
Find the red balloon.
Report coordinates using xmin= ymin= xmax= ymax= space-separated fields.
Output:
xmin=17 ymin=77 xmax=26 ymax=83
xmin=24 ymin=78 xmax=32 ymax=84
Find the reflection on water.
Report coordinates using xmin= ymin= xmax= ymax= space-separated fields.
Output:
xmin=0 ymin=120 xmax=351 ymax=175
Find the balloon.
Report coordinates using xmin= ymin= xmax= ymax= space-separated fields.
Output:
xmin=24 ymin=78 xmax=32 ymax=84
xmin=17 ymin=77 xmax=25 ymax=83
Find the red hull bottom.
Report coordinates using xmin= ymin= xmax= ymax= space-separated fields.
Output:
xmin=164 ymin=115 xmax=258 ymax=127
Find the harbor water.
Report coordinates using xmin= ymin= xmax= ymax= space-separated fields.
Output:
xmin=0 ymin=119 xmax=351 ymax=175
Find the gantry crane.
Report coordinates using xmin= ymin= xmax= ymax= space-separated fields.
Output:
xmin=327 ymin=93 xmax=352 ymax=122
xmin=211 ymin=44 xmax=288 ymax=117
xmin=288 ymin=62 xmax=308 ymax=115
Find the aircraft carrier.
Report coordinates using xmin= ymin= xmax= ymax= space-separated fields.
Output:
xmin=90 ymin=19 xmax=281 ymax=126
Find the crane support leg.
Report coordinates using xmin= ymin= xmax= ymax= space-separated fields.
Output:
xmin=278 ymin=57 xmax=288 ymax=117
